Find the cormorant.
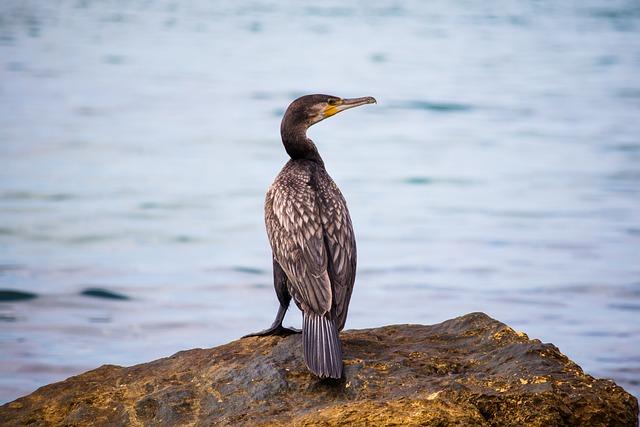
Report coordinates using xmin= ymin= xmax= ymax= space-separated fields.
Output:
xmin=245 ymin=94 xmax=376 ymax=379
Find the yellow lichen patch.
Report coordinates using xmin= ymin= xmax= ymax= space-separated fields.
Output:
xmin=287 ymin=398 xmax=486 ymax=426
xmin=492 ymin=327 xmax=517 ymax=341
xmin=408 ymin=351 xmax=424 ymax=360
xmin=482 ymin=379 xmax=510 ymax=393
xmin=210 ymin=388 xmax=224 ymax=403
xmin=426 ymin=391 xmax=441 ymax=400
xmin=433 ymin=362 xmax=451 ymax=374
xmin=372 ymin=363 xmax=389 ymax=372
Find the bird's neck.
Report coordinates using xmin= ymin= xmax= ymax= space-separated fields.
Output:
xmin=280 ymin=123 xmax=324 ymax=166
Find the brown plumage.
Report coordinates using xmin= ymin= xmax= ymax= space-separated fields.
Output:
xmin=244 ymin=94 xmax=376 ymax=378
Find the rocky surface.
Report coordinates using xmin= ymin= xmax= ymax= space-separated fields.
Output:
xmin=1 ymin=312 xmax=638 ymax=426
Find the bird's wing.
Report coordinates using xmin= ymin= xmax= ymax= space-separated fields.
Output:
xmin=317 ymin=173 xmax=357 ymax=331
xmin=265 ymin=165 xmax=332 ymax=316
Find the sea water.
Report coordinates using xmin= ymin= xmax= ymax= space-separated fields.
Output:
xmin=1 ymin=0 xmax=639 ymax=402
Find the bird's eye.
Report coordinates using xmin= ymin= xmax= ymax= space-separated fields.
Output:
xmin=327 ymin=99 xmax=338 ymax=106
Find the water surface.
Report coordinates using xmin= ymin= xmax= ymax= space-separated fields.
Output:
xmin=1 ymin=0 xmax=639 ymax=402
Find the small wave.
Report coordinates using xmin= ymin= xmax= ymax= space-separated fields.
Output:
xmin=233 ymin=266 xmax=266 ymax=275
xmin=608 ymin=303 xmax=640 ymax=312
xmin=394 ymin=100 xmax=473 ymax=113
xmin=250 ymin=91 xmax=273 ymax=100
xmin=607 ymin=144 xmax=640 ymax=153
xmin=582 ymin=330 xmax=632 ymax=338
xmin=0 ymin=264 xmax=23 ymax=272
xmin=103 ymin=54 xmax=126 ymax=65
xmin=80 ymin=287 xmax=130 ymax=301
xmin=138 ymin=201 xmax=201 ymax=211
xmin=626 ymin=228 xmax=640 ymax=236
xmin=271 ymin=108 xmax=286 ymax=117
xmin=304 ymin=6 xmax=354 ymax=17
xmin=370 ymin=53 xmax=387 ymax=63
xmin=68 ymin=235 xmax=116 ymax=244
xmin=403 ymin=176 xmax=477 ymax=186
xmin=0 ymin=191 xmax=76 ymax=201
xmin=0 ymin=290 xmax=37 ymax=302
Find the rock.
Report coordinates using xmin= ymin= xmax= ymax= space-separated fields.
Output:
xmin=1 ymin=313 xmax=637 ymax=426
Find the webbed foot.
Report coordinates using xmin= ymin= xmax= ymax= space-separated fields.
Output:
xmin=243 ymin=325 xmax=301 ymax=338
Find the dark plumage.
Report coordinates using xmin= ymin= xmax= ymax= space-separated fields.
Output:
xmin=244 ymin=94 xmax=376 ymax=378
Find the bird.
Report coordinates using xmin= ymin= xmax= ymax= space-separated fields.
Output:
xmin=244 ymin=94 xmax=376 ymax=379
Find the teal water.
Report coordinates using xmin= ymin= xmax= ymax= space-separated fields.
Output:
xmin=1 ymin=1 xmax=639 ymax=402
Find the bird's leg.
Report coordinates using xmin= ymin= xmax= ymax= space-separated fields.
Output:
xmin=243 ymin=258 xmax=301 ymax=338
xmin=243 ymin=303 xmax=298 ymax=337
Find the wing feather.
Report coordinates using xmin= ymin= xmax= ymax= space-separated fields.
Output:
xmin=265 ymin=162 xmax=332 ymax=315
xmin=265 ymin=161 xmax=356 ymax=327
xmin=316 ymin=172 xmax=357 ymax=331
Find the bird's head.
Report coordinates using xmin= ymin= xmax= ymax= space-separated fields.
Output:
xmin=280 ymin=94 xmax=376 ymax=162
xmin=282 ymin=94 xmax=377 ymax=131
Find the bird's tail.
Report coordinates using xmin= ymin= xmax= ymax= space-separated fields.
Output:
xmin=302 ymin=312 xmax=343 ymax=379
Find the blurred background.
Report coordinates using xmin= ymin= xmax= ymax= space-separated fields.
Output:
xmin=1 ymin=0 xmax=639 ymax=403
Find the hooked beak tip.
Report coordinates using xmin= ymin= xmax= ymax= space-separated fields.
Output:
xmin=341 ymin=96 xmax=377 ymax=108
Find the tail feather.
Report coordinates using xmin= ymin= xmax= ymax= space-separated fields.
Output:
xmin=302 ymin=313 xmax=343 ymax=379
